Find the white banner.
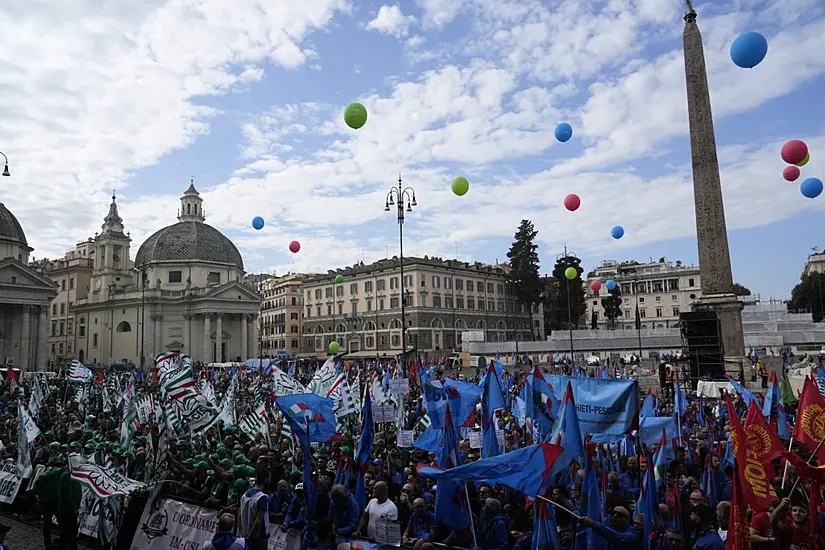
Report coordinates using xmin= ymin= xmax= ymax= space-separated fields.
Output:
xmin=268 ymin=526 xmax=301 ymax=550
xmin=130 ymin=498 xmax=219 ymax=549
xmin=77 ymin=487 xmax=101 ymax=538
xmin=0 ymin=463 xmax=22 ymax=504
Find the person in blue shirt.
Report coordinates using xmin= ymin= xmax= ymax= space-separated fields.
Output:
xmin=620 ymin=457 xmax=642 ymax=500
xmin=269 ymin=479 xmax=294 ymax=524
xmin=329 ymin=484 xmax=359 ymax=536
xmin=202 ymin=514 xmax=248 ymax=550
xmin=285 ymin=483 xmax=307 ymax=531
xmin=690 ymin=503 xmax=724 ymax=550
xmin=240 ymin=469 xmax=271 ymax=550
xmin=578 ymin=505 xmax=641 ymax=550
xmin=403 ymin=498 xmax=437 ymax=546
xmin=474 ymin=498 xmax=508 ymax=550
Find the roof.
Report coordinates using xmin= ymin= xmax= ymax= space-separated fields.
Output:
xmin=135 ymin=221 xmax=244 ymax=269
xmin=0 ymin=203 xmax=27 ymax=245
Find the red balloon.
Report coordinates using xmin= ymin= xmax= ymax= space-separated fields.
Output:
xmin=783 ymin=166 xmax=801 ymax=182
xmin=591 ymin=280 xmax=602 ymax=292
xmin=564 ymin=194 xmax=581 ymax=211
xmin=781 ymin=140 xmax=808 ymax=165
xmin=289 ymin=240 xmax=301 ymax=253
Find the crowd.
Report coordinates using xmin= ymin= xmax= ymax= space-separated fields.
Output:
xmin=0 ymin=351 xmax=818 ymax=550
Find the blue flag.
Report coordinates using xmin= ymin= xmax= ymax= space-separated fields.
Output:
xmin=275 ymin=393 xmax=338 ymax=443
xmin=576 ymin=458 xmax=608 ymax=550
xmin=639 ymin=416 xmax=678 ymax=446
xmin=481 ymin=415 xmax=501 ymax=458
xmin=548 ymin=382 xmax=584 ymax=481
xmin=435 ymin=405 xmax=471 ymax=530
xmin=641 ymin=393 xmax=656 ymax=417
xmin=762 ymin=371 xmax=790 ymax=440
xmin=544 ymin=375 xmax=639 ymax=436
xmin=424 ymin=378 xmax=483 ymax=430
xmin=533 ymin=497 xmax=562 ymax=550
xmin=726 ymin=375 xmax=758 ymax=407
xmin=355 ymin=392 xmax=373 ymax=512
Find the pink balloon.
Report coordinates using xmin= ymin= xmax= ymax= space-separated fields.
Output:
xmin=781 ymin=140 xmax=808 ymax=165
xmin=564 ymin=194 xmax=581 ymax=212
xmin=591 ymin=280 xmax=602 ymax=292
xmin=289 ymin=240 xmax=301 ymax=253
xmin=783 ymin=166 xmax=801 ymax=182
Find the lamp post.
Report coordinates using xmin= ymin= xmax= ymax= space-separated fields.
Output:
xmin=0 ymin=152 xmax=10 ymax=177
xmin=384 ymin=175 xmax=417 ymax=374
xmin=140 ymin=270 xmax=147 ymax=371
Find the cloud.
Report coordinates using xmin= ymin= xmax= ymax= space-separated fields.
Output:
xmin=366 ymin=5 xmax=416 ymax=37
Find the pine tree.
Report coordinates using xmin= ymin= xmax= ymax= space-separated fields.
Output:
xmin=549 ymin=255 xmax=586 ymax=330
xmin=506 ymin=220 xmax=542 ymax=337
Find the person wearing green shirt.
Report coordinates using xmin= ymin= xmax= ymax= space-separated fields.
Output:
xmin=57 ymin=468 xmax=81 ymax=550
xmin=34 ymin=465 xmax=62 ymax=548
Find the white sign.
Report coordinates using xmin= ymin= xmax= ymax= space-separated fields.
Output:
xmin=376 ymin=518 xmax=402 ymax=546
xmin=373 ymin=405 xmax=396 ymax=423
xmin=397 ymin=430 xmax=415 ymax=448
xmin=77 ymin=487 xmax=100 ymax=538
xmin=0 ymin=463 xmax=22 ymax=504
xmin=388 ymin=379 xmax=409 ymax=396
xmin=469 ymin=431 xmax=482 ymax=450
xmin=130 ymin=498 xmax=219 ymax=549
xmin=496 ymin=429 xmax=506 ymax=451
xmin=268 ymin=526 xmax=301 ymax=550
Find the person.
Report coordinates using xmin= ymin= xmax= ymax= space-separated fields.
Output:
xmin=716 ymin=501 xmax=730 ymax=542
xmin=269 ymin=479 xmax=294 ymax=524
xmin=690 ymin=504 xmax=724 ymax=550
xmin=403 ymin=498 xmax=436 ymax=546
xmin=57 ymin=462 xmax=81 ymax=550
xmin=285 ymin=483 xmax=307 ymax=531
xmin=358 ymin=481 xmax=398 ymax=540
xmin=0 ymin=523 xmax=11 ymax=550
xmin=771 ymin=497 xmax=821 ymax=550
xmin=307 ymin=517 xmax=337 ymax=550
xmin=329 ymin=484 xmax=359 ymax=536
xmin=240 ymin=468 xmax=271 ymax=550
xmin=578 ymin=505 xmax=640 ymax=550
xmin=475 ymin=498 xmax=508 ymax=550
xmin=202 ymin=514 xmax=248 ymax=550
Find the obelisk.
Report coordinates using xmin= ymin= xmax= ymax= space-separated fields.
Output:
xmin=682 ymin=1 xmax=745 ymax=373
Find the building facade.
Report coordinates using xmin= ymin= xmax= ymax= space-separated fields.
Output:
xmin=300 ymin=256 xmax=542 ymax=357
xmin=804 ymin=251 xmax=825 ymax=276
xmin=259 ymin=273 xmax=308 ymax=356
xmin=0 ymin=203 xmax=57 ymax=369
xmin=33 ymin=240 xmax=95 ymax=364
xmin=74 ymin=183 xmax=261 ymax=367
xmin=584 ymin=259 xmax=702 ymax=330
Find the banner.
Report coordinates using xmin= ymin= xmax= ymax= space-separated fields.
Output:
xmin=544 ymin=376 xmax=639 ymax=435
xmin=130 ymin=498 xmax=219 ymax=549
xmin=69 ymin=455 xmax=145 ymax=498
xmin=77 ymin=487 xmax=101 ymax=538
xmin=0 ymin=463 xmax=22 ymax=504
xmin=268 ymin=526 xmax=301 ymax=550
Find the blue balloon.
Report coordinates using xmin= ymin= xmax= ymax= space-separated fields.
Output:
xmin=801 ymin=178 xmax=823 ymax=199
xmin=605 ymin=279 xmax=617 ymax=291
xmin=555 ymin=123 xmax=573 ymax=143
xmin=610 ymin=225 xmax=625 ymax=239
xmin=730 ymin=31 xmax=768 ymax=69
xmin=252 ymin=216 xmax=265 ymax=230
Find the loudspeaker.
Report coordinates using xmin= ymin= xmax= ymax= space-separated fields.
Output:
xmin=680 ymin=311 xmax=726 ymax=381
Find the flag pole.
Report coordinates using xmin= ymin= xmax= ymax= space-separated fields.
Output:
xmin=781 ymin=435 xmax=794 ymax=489
xmin=465 ymin=483 xmax=479 ymax=549
xmin=787 ymin=433 xmax=825 ymax=497
xmin=536 ymin=494 xmax=583 ymax=520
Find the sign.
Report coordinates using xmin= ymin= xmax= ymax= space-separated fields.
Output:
xmin=375 ymin=518 xmax=402 ymax=546
xmin=496 ymin=429 xmax=505 ymax=451
xmin=130 ymin=498 xmax=219 ymax=549
xmin=397 ymin=430 xmax=415 ymax=448
xmin=0 ymin=463 xmax=21 ymax=504
xmin=469 ymin=431 xmax=482 ymax=449
xmin=77 ymin=487 xmax=101 ymax=538
xmin=388 ymin=378 xmax=409 ymax=396
xmin=544 ymin=375 xmax=640 ymax=436
xmin=373 ymin=405 xmax=396 ymax=423
xmin=268 ymin=526 xmax=301 ymax=550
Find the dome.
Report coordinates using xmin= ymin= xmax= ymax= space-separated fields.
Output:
xmin=135 ymin=221 xmax=244 ymax=269
xmin=0 ymin=203 xmax=28 ymax=245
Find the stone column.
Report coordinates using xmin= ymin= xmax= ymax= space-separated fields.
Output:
xmin=215 ymin=314 xmax=223 ymax=363
xmin=183 ymin=315 xmax=191 ymax=355
xmin=151 ymin=315 xmax=163 ymax=358
xmin=20 ymin=306 xmax=31 ymax=370
xmin=203 ymin=314 xmax=212 ymax=363
xmin=37 ymin=306 xmax=48 ymax=370
xmin=241 ymin=314 xmax=248 ymax=360
xmin=250 ymin=315 xmax=259 ymax=359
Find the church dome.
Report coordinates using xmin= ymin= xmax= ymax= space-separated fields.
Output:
xmin=0 ymin=203 xmax=28 ymax=245
xmin=135 ymin=221 xmax=244 ymax=270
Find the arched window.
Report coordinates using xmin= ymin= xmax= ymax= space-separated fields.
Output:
xmin=430 ymin=318 xmax=444 ymax=328
xmin=116 ymin=321 xmax=132 ymax=333
xmin=496 ymin=320 xmax=505 ymax=330
xmin=336 ymin=323 xmax=347 ymax=333
xmin=389 ymin=319 xmax=402 ymax=329
xmin=314 ymin=326 xmax=325 ymax=334
xmin=364 ymin=321 xmax=377 ymax=331
xmin=476 ymin=320 xmax=486 ymax=329
xmin=187 ymin=204 xmax=191 ymax=214
xmin=455 ymin=319 xmax=467 ymax=329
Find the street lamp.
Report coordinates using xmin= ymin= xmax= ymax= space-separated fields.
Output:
xmin=0 ymin=152 xmax=9 ymax=177
xmin=384 ymin=175 xmax=417 ymax=373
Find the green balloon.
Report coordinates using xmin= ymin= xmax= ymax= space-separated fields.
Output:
xmin=343 ymin=102 xmax=368 ymax=130
xmin=564 ymin=267 xmax=577 ymax=280
xmin=797 ymin=152 xmax=811 ymax=167
xmin=335 ymin=275 xmax=344 ymax=284
xmin=329 ymin=341 xmax=340 ymax=354
xmin=451 ymin=176 xmax=469 ymax=196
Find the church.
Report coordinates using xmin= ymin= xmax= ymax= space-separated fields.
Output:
xmin=0 ymin=203 xmax=58 ymax=369
xmin=74 ymin=182 xmax=261 ymax=368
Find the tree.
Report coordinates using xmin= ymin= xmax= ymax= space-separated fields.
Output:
xmin=788 ymin=272 xmax=825 ymax=322
xmin=549 ymin=255 xmax=586 ymax=330
xmin=731 ymin=283 xmax=752 ymax=296
xmin=601 ymin=287 xmax=623 ymax=329
xmin=506 ymin=219 xmax=543 ymax=305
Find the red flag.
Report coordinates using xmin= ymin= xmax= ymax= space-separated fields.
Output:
xmin=726 ymin=447 xmax=753 ymax=550
xmin=763 ymin=451 xmax=825 ymax=485
xmin=96 ymin=370 xmax=103 ymax=385
xmin=726 ymin=394 xmax=775 ymax=511
xmin=794 ymin=376 xmax=825 ymax=463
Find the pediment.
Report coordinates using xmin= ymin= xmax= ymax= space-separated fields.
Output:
xmin=202 ymin=281 xmax=260 ymax=302
xmin=0 ymin=258 xmax=58 ymax=294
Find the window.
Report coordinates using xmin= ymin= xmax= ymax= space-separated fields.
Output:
xmin=668 ymin=279 xmax=679 ymax=291
xmin=456 ymin=279 xmax=464 ymax=291
xmin=655 ymin=296 xmax=661 ymax=302
xmin=93 ymin=333 xmax=98 ymax=347
xmin=315 ymin=289 xmax=322 ymax=299
xmin=327 ymin=305 xmax=332 ymax=316
xmin=306 ymin=307 xmax=312 ymax=318
xmin=79 ymin=325 xmax=85 ymax=338
xmin=365 ymin=281 xmax=373 ymax=293
xmin=116 ymin=321 xmax=132 ymax=332
xmin=70 ymin=278 xmax=75 ymax=290
xmin=336 ymin=286 xmax=344 ymax=297
xmin=488 ymin=300 xmax=494 ymax=310
xmin=456 ymin=298 xmax=464 ymax=309
xmin=208 ymin=272 xmax=221 ymax=284
xmin=476 ymin=281 xmax=483 ymax=292
xmin=51 ymin=321 xmax=56 ymax=336
xmin=671 ymin=294 xmax=678 ymax=301
xmin=688 ymin=278 xmax=695 ymax=287
xmin=487 ymin=282 xmax=493 ymax=293
xmin=478 ymin=300 xmax=485 ymax=310
xmin=325 ymin=287 xmax=333 ymax=298
xmin=290 ymin=312 xmax=299 ymax=320
xmin=593 ymin=312 xmax=599 ymax=321
xmin=61 ymin=279 xmax=66 ymax=291
xmin=390 ymin=297 xmax=399 ymax=308
xmin=433 ymin=276 xmax=440 ymax=288
xmin=445 ymin=296 xmax=454 ymax=308
xmin=316 ymin=306 xmax=321 ymax=316
xmin=351 ymin=302 xmax=358 ymax=315
xmin=59 ymin=343 xmax=64 ymax=354
xmin=444 ymin=277 xmax=452 ymax=290
xmin=390 ymin=277 xmax=399 ymax=289
xmin=419 ymin=295 xmax=427 ymax=307
xmin=392 ymin=335 xmax=400 ymax=347
xmin=466 ymin=280 xmax=473 ymax=291
xmin=497 ymin=302 xmax=504 ymax=312
xmin=292 ymin=297 xmax=297 ymax=305
xmin=655 ymin=308 xmax=663 ymax=318
xmin=377 ymin=279 xmax=386 ymax=291
xmin=420 ymin=278 xmax=426 ymax=288
xmin=60 ymin=303 xmax=65 ymax=315
xmin=433 ymin=295 xmax=442 ymax=308
xmin=404 ymin=275 xmax=413 ymax=288
xmin=673 ymin=307 xmax=680 ymax=316
xmin=593 ymin=300 xmax=598 ymax=306
xmin=349 ymin=283 xmax=357 ymax=295
xmin=379 ymin=298 xmax=385 ymax=310
xmin=52 ymin=303 xmax=56 ymax=315
xmin=639 ymin=309 xmax=647 ymax=318
xmin=291 ymin=326 xmax=298 ymax=334
xmin=467 ymin=298 xmax=475 ymax=310
xmin=59 ymin=321 xmax=64 ymax=335
xmin=639 ymin=297 xmax=645 ymax=303
xmin=168 ymin=270 xmax=183 ymax=283
xmin=497 ymin=284 xmax=504 ymax=294
xmin=366 ymin=299 xmax=372 ymax=312
xmin=51 ymin=344 xmax=55 ymax=354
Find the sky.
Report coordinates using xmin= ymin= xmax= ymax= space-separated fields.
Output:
xmin=1 ymin=0 xmax=824 ymax=300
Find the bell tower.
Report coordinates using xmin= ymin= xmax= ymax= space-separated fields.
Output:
xmin=178 ymin=178 xmax=205 ymax=223
xmin=90 ymin=191 xmax=133 ymax=299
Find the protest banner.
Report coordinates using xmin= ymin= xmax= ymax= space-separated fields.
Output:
xmin=0 ymin=463 xmax=21 ymax=504
xmin=544 ymin=375 xmax=639 ymax=435
xmin=130 ymin=498 xmax=219 ymax=549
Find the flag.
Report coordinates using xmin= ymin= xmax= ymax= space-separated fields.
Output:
xmin=68 ymin=362 xmax=92 ymax=382
xmin=653 ymin=428 xmax=673 ymax=482
xmin=19 ymin=404 xmax=41 ymax=444
xmin=238 ymin=403 xmax=269 ymax=443
xmin=328 ymin=373 xmax=358 ymax=420
xmin=726 ymin=423 xmax=752 ymax=550
xmin=727 ymin=394 xmax=775 ymax=512
xmin=435 ymin=405 xmax=471 ymax=530
xmin=17 ymin=402 xmax=32 ymax=478
xmin=355 ymin=392 xmax=373 ymax=512
xmin=274 ymin=393 xmax=338 ymax=444
xmin=673 ymin=370 xmax=686 ymax=419
xmin=576 ymin=455 xmax=608 ymax=550
xmin=532 ymin=496 xmax=562 ymax=550
xmin=481 ymin=415 xmax=501 ymax=458
xmin=68 ymin=455 xmax=145 ymax=498
xmin=548 ymin=382 xmax=585 ymax=481
xmin=762 ymin=370 xmax=790 ymax=440
xmin=725 ymin=375 xmax=758 ymax=407
xmin=794 ymin=375 xmax=825 ymax=465
xmin=310 ymin=357 xmax=338 ymax=397
xmin=419 ymin=443 xmax=564 ymax=500
xmin=423 ymin=378 xmax=483 ymax=429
